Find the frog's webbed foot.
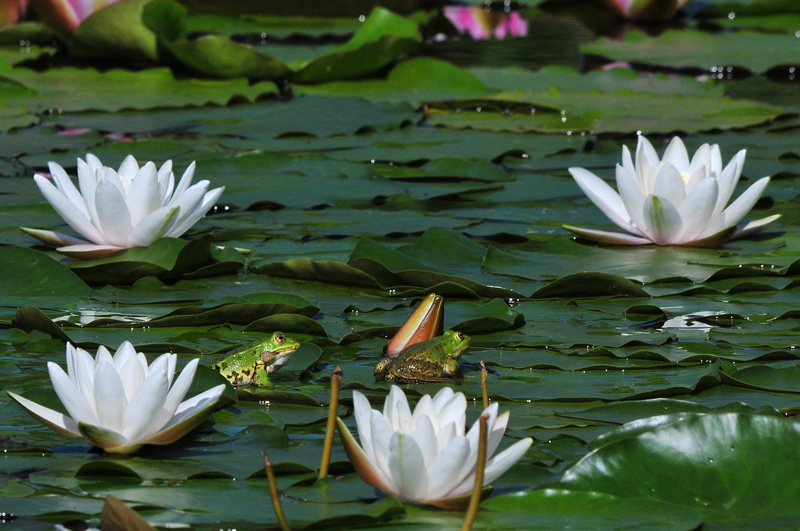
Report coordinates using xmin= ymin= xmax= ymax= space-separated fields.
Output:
xmin=444 ymin=359 xmax=462 ymax=379
xmin=254 ymin=367 xmax=275 ymax=387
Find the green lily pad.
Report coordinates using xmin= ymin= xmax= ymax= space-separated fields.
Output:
xmin=560 ymin=412 xmax=800 ymax=521
xmin=298 ymin=57 xmax=489 ymax=104
xmin=0 ymin=246 xmax=89 ymax=299
xmin=290 ymin=7 xmax=421 ymax=83
xmin=424 ymin=90 xmax=785 ymax=135
xmin=1 ymin=67 xmax=276 ymax=113
xmin=476 ymin=489 xmax=702 ymax=531
xmin=64 ymin=236 xmax=245 ymax=285
xmin=582 ymin=29 xmax=800 ymax=74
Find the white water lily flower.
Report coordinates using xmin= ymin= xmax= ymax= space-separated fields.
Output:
xmin=565 ymin=135 xmax=780 ymax=247
xmin=22 ymin=154 xmax=224 ymax=259
xmin=336 ymin=386 xmax=532 ymax=510
xmin=8 ymin=342 xmax=225 ymax=454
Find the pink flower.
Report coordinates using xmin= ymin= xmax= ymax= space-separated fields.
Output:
xmin=30 ymin=0 xmax=124 ymax=34
xmin=444 ymin=6 xmax=528 ymax=40
xmin=601 ymin=0 xmax=693 ymax=20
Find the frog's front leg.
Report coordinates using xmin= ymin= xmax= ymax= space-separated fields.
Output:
xmin=254 ymin=367 xmax=274 ymax=386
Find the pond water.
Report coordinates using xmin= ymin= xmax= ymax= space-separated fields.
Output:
xmin=1 ymin=1 xmax=800 ymax=529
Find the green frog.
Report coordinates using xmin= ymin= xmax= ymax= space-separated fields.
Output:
xmin=374 ymin=330 xmax=470 ymax=384
xmin=212 ymin=332 xmax=301 ymax=386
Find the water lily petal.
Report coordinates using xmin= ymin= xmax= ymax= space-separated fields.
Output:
xmin=161 ymin=358 xmax=199 ymax=424
xmin=653 ymin=163 xmax=685 ymax=210
xmin=485 ymin=411 xmax=511 ymax=459
xmin=678 ymin=177 xmax=718 ymax=242
xmin=427 ymin=436 xmax=471 ymax=499
xmin=569 ymin=167 xmax=634 ymax=232
xmin=7 ymin=391 xmax=80 ymax=437
xmin=449 ymin=437 xmax=533 ymax=498
xmin=56 ymin=244 xmax=124 ymax=259
xmin=635 ymin=134 xmax=659 ymax=190
xmin=93 ymin=360 xmax=127 ymax=434
xmin=171 ymin=161 xmax=196 ymax=199
xmin=661 ymin=136 xmax=690 ymax=172
xmin=78 ymin=422 xmax=134 ymax=454
xmin=48 ymin=361 xmax=97 ymax=425
xmin=720 ymin=176 xmax=770 ymax=228
xmin=20 ymin=227 xmax=87 ymax=247
xmin=353 ymin=391 xmax=376 ymax=464
xmin=621 ymin=144 xmax=636 ymax=184
xmin=436 ymin=419 xmax=458 ymax=453
xmin=615 ymin=164 xmax=647 ymax=237
xmin=411 ymin=394 xmax=438 ymax=432
xmin=370 ymin=409 xmax=396 ymax=491
xmin=410 ymin=413 xmax=439 ymax=468
xmin=113 ymin=341 xmax=137 ymax=370
xmin=144 ymin=388 xmax=223 ymax=447
xmin=713 ymin=149 xmax=746 ymax=217
xmin=34 ymin=174 xmax=105 ymax=244
xmin=86 ymin=154 xmax=104 ymax=176
xmin=118 ymin=354 xmax=145 ymax=402
xmin=732 ymin=214 xmax=781 ymax=240
xmin=71 ymin=349 xmax=98 ymax=417
xmin=389 ymin=431 xmax=429 ymax=502
xmin=384 ymin=385 xmax=412 ymax=432
xmin=122 ymin=368 xmax=170 ymax=442
xmin=643 ymin=194 xmax=683 ymax=244
xmin=117 ymin=155 xmax=139 ymax=185
xmin=126 ymin=162 xmax=161 ymax=226
xmin=337 ymin=417 xmax=391 ymax=492
xmin=126 ymin=205 xmax=179 ymax=247
xmin=76 ymin=157 xmax=100 ymax=225
xmin=683 ymin=226 xmax=737 ymax=247
xmin=483 ymin=438 xmax=535 ymax=484
xmin=167 ymin=185 xmax=224 ymax=237
xmin=148 ymin=352 xmax=172 ymax=376
xmin=94 ymin=179 xmax=133 ymax=247
xmin=562 ymin=224 xmax=653 ymax=245
xmin=94 ymin=346 xmax=114 ymax=371
xmin=157 ymin=160 xmax=173 ymax=199
xmin=49 ymin=161 xmax=90 ymax=219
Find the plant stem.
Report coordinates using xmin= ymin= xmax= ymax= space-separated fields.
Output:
xmin=263 ymin=450 xmax=291 ymax=531
xmin=481 ymin=361 xmax=489 ymax=410
xmin=461 ymin=412 xmax=489 ymax=531
xmin=319 ymin=366 xmax=343 ymax=479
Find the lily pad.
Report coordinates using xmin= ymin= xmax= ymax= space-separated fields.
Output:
xmin=560 ymin=412 xmax=800 ymax=521
xmin=582 ymin=29 xmax=800 ymax=74
xmin=63 ymin=236 xmax=245 ymax=285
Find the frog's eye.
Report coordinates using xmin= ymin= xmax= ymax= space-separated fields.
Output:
xmin=455 ymin=332 xmax=464 ymax=341
xmin=274 ymin=333 xmax=285 ymax=344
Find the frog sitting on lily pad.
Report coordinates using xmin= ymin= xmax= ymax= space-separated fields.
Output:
xmin=374 ymin=294 xmax=471 ymax=384
xmin=211 ymin=332 xmax=301 ymax=387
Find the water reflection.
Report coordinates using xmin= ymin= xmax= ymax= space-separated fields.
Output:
xmin=443 ymin=6 xmax=528 ymax=40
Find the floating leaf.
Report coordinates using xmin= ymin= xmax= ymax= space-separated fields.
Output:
xmin=560 ymin=413 xmax=800 ymax=522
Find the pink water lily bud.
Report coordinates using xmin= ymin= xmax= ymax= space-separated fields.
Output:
xmin=601 ymin=0 xmax=692 ymax=20
xmin=30 ymin=0 xmax=124 ymax=34
xmin=444 ymin=6 xmax=528 ymax=40
xmin=22 ymin=154 xmax=224 ymax=259
xmin=565 ymin=135 xmax=779 ymax=247
xmin=8 ymin=342 xmax=226 ymax=455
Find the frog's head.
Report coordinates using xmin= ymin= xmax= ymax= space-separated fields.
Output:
xmin=260 ymin=332 xmax=301 ymax=373
xmin=431 ymin=330 xmax=470 ymax=363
